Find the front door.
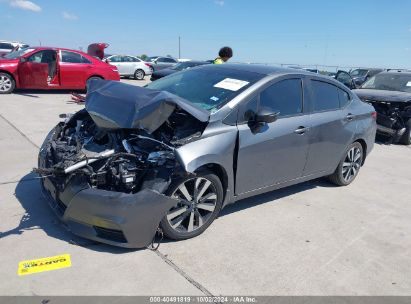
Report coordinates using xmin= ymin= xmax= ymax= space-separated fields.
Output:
xmin=18 ymin=50 xmax=55 ymax=88
xmin=235 ymin=78 xmax=310 ymax=194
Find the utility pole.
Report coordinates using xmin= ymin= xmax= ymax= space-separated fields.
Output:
xmin=178 ymin=36 xmax=181 ymax=59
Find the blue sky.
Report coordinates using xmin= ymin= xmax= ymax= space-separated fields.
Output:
xmin=1 ymin=0 xmax=411 ymax=69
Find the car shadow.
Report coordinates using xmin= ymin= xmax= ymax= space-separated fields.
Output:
xmin=7 ymin=173 xmax=332 ymax=252
xmin=2 ymin=173 xmax=136 ymax=254
xmin=219 ymin=178 xmax=328 ymax=217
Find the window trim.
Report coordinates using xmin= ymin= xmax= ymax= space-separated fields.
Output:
xmin=307 ymin=78 xmax=352 ymax=114
xmin=60 ymin=50 xmax=90 ymax=64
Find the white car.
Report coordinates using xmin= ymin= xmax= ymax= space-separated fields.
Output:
xmin=0 ymin=40 xmax=29 ymax=56
xmin=105 ymin=55 xmax=153 ymax=80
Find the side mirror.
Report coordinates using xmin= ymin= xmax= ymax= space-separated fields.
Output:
xmin=246 ymin=108 xmax=279 ymax=124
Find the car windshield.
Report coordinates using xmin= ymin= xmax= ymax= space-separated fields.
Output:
xmin=146 ymin=67 xmax=264 ymax=112
xmin=350 ymin=69 xmax=368 ymax=77
xmin=3 ymin=48 xmax=34 ymax=59
xmin=147 ymin=57 xmax=158 ymax=62
xmin=361 ymin=73 xmax=411 ymax=93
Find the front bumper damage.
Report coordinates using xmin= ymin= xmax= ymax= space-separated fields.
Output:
xmin=40 ymin=177 xmax=177 ymax=248
xmin=38 ymin=131 xmax=178 ymax=249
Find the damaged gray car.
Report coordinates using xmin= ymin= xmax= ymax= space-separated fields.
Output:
xmin=37 ymin=64 xmax=377 ymax=248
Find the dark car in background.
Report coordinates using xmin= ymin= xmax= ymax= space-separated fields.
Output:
xmin=350 ymin=68 xmax=383 ymax=86
xmin=147 ymin=56 xmax=178 ymax=71
xmin=150 ymin=60 xmax=209 ymax=81
xmin=37 ymin=64 xmax=376 ymax=248
xmin=353 ymin=71 xmax=411 ymax=145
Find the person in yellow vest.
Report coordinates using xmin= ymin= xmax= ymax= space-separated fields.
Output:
xmin=213 ymin=47 xmax=233 ymax=64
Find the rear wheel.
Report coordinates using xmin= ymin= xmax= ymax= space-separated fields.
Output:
xmin=400 ymin=119 xmax=411 ymax=145
xmin=0 ymin=73 xmax=15 ymax=94
xmin=160 ymin=171 xmax=223 ymax=240
xmin=329 ymin=142 xmax=364 ymax=186
xmin=134 ymin=69 xmax=145 ymax=80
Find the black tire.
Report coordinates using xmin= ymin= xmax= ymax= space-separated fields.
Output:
xmin=134 ymin=69 xmax=145 ymax=80
xmin=329 ymin=142 xmax=364 ymax=186
xmin=160 ymin=170 xmax=223 ymax=240
xmin=0 ymin=72 xmax=15 ymax=94
xmin=399 ymin=119 xmax=411 ymax=145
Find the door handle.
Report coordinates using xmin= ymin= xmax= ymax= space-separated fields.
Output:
xmin=294 ymin=126 xmax=308 ymax=135
xmin=346 ymin=113 xmax=355 ymax=121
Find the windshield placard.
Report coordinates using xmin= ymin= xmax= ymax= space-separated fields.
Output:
xmin=214 ymin=78 xmax=250 ymax=91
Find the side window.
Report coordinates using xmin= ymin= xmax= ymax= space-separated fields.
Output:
xmin=311 ymin=80 xmax=340 ymax=112
xmin=338 ymin=89 xmax=350 ymax=108
xmin=81 ymin=56 xmax=92 ymax=64
xmin=108 ymin=56 xmax=121 ymax=63
xmin=61 ymin=51 xmax=84 ymax=64
xmin=259 ymin=79 xmax=303 ymax=117
xmin=156 ymin=57 xmax=166 ymax=63
xmin=28 ymin=51 xmax=44 ymax=63
xmin=238 ymin=97 xmax=258 ymax=123
xmin=0 ymin=43 xmax=14 ymax=50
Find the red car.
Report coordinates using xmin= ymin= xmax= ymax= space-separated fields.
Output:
xmin=0 ymin=43 xmax=120 ymax=94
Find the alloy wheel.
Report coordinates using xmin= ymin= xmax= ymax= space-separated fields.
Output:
xmin=0 ymin=75 xmax=12 ymax=92
xmin=135 ymin=70 xmax=144 ymax=80
xmin=166 ymin=177 xmax=218 ymax=234
xmin=342 ymin=146 xmax=362 ymax=182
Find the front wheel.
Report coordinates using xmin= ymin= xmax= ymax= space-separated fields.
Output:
xmin=0 ymin=73 xmax=15 ymax=94
xmin=160 ymin=171 xmax=223 ymax=240
xmin=329 ymin=142 xmax=364 ymax=186
xmin=134 ymin=69 xmax=145 ymax=80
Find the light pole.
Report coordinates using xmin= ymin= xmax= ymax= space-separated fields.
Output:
xmin=178 ymin=36 xmax=181 ymax=59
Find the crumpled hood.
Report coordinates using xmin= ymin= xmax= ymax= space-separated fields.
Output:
xmin=85 ymin=79 xmax=209 ymax=133
xmin=353 ymin=89 xmax=411 ymax=103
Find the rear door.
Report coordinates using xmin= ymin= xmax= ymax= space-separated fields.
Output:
xmin=123 ymin=56 xmax=138 ymax=75
xmin=303 ymin=79 xmax=355 ymax=175
xmin=235 ymin=77 xmax=311 ymax=194
xmin=59 ymin=50 xmax=92 ymax=88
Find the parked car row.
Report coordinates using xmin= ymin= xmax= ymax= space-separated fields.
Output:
xmin=334 ymin=70 xmax=411 ymax=145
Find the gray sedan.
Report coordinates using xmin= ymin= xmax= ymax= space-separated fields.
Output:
xmin=38 ymin=64 xmax=376 ymax=248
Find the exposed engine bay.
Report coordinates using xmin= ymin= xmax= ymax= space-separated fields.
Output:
xmin=39 ymin=107 xmax=206 ymax=194
xmin=367 ymin=101 xmax=411 ymax=143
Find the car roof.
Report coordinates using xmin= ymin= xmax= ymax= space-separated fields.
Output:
xmin=378 ymin=71 xmax=411 ymax=76
xmin=198 ymin=63 xmax=319 ymax=77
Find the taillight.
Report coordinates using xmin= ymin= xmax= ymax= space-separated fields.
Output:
xmin=144 ymin=63 xmax=152 ymax=68
xmin=371 ymin=111 xmax=377 ymax=119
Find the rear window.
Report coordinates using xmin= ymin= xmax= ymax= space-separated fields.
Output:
xmin=311 ymin=80 xmax=340 ymax=112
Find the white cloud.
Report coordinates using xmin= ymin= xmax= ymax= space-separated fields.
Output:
xmin=62 ymin=11 xmax=78 ymax=20
xmin=215 ymin=0 xmax=224 ymax=6
xmin=9 ymin=0 xmax=41 ymax=12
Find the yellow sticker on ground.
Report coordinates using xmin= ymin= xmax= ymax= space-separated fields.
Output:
xmin=17 ymin=254 xmax=71 ymax=276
